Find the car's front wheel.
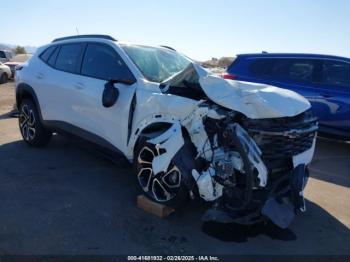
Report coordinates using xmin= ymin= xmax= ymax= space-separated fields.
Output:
xmin=134 ymin=138 xmax=188 ymax=208
xmin=19 ymin=99 xmax=52 ymax=147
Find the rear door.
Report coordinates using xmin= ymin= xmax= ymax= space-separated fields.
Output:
xmin=313 ymin=59 xmax=350 ymax=132
xmin=37 ymin=43 xmax=86 ymax=125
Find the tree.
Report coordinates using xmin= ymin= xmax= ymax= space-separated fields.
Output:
xmin=13 ymin=46 xmax=26 ymax=55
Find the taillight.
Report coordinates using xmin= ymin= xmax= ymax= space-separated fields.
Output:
xmin=221 ymin=73 xmax=236 ymax=80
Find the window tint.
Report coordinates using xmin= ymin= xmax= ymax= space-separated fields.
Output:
xmin=0 ymin=51 xmax=6 ymax=59
xmin=55 ymin=44 xmax=84 ymax=73
xmin=250 ymin=59 xmax=274 ymax=76
xmin=48 ymin=46 xmax=60 ymax=67
xmin=288 ymin=61 xmax=314 ymax=82
xmin=322 ymin=60 xmax=350 ymax=87
xmin=81 ymin=43 xmax=134 ymax=81
xmin=40 ymin=46 xmax=56 ymax=62
xmin=253 ymin=58 xmax=314 ymax=82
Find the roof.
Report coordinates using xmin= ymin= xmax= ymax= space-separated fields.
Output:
xmin=236 ymin=53 xmax=350 ymax=62
xmin=52 ymin=34 xmax=116 ymax=43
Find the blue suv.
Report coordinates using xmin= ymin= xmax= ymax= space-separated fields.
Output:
xmin=225 ymin=53 xmax=350 ymax=139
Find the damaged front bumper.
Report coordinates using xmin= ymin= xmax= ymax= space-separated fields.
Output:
xmin=201 ymin=112 xmax=317 ymax=228
xmin=202 ymin=163 xmax=311 ymax=228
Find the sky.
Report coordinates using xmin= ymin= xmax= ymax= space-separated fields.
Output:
xmin=1 ymin=0 xmax=350 ymax=60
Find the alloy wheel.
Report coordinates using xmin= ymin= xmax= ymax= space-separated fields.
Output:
xmin=19 ymin=104 xmax=36 ymax=141
xmin=137 ymin=145 xmax=181 ymax=202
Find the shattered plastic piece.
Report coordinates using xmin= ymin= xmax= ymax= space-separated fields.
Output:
xmin=232 ymin=123 xmax=268 ymax=187
xmin=148 ymin=122 xmax=184 ymax=174
xmin=192 ymin=168 xmax=223 ymax=201
xmin=292 ymin=138 xmax=316 ymax=167
xmin=291 ymin=164 xmax=308 ymax=213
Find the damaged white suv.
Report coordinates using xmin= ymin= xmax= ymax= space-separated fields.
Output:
xmin=16 ymin=35 xmax=318 ymax=228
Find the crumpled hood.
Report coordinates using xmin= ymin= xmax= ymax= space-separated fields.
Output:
xmin=199 ymin=75 xmax=311 ymax=119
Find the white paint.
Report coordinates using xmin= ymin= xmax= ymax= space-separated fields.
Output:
xmin=148 ymin=122 xmax=184 ymax=174
xmin=293 ymin=137 xmax=316 ymax=167
xmin=181 ymin=107 xmax=212 ymax=160
xmin=192 ymin=168 xmax=223 ymax=201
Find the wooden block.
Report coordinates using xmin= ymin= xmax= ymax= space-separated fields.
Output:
xmin=137 ymin=195 xmax=175 ymax=218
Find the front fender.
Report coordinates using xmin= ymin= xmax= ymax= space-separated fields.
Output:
xmin=147 ymin=122 xmax=184 ymax=174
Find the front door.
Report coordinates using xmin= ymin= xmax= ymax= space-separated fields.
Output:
xmin=71 ymin=42 xmax=137 ymax=154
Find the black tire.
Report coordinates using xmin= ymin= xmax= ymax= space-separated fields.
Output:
xmin=134 ymin=136 xmax=189 ymax=208
xmin=0 ymin=73 xmax=8 ymax=84
xmin=18 ymin=99 xmax=52 ymax=147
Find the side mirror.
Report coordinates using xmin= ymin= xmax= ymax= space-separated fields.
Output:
xmin=102 ymin=80 xmax=119 ymax=108
xmin=102 ymin=78 xmax=135 ymax=108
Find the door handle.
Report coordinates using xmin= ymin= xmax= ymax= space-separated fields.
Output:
xmin=36 ymin=73 xmax=44 ymax=80
xmin=74 ymin=82 xmax=85 ymax=90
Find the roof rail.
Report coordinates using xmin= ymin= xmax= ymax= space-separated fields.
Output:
xmin=52 ymin=34 xmax=117 ymax=43
xmin=160 ymin=45 xmax=176 ymax=51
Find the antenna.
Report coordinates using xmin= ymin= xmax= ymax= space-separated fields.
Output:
xmin=76 ymin=27 xmax=80 ymax=35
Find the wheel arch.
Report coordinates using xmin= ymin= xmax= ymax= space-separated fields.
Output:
xmin=130 ymin=120 xmax=193 ymax=159
xmin=16 ymin=83 xmax=43 ymax=121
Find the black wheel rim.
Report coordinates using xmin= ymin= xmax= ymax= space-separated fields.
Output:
xmin=19 ymin=104 xmax=36 ymax=141
xmin=137 ymin=145 xmax=181 ymax=202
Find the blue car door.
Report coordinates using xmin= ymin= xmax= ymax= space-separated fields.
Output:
xmin=313 ymin=59 xmax=350 ymax=133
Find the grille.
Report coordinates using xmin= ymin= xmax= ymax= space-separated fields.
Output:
xmin=242 ymin=110 xmax=318 ymax=160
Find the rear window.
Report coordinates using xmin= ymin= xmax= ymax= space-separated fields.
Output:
xmin=55 ymin=44 xmax=84 ymax=73
xmin=322 ymin=60 xmax=350 ymax=87
xmin=48 ymin=46 xmax=60 ymax=67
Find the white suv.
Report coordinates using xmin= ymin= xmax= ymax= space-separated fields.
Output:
xmin=15 ymin=35 xmax=318 ymax=228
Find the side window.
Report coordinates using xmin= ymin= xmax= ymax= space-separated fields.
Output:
xmin=48 ymin=46 xmax=60 ymax=67
xmin=268 ymin=59 xmax=314 ymax=82
xmin=40 ymin=46 xmax=57 ymax=63
xmin=250 ymin=59 xmax=274 ymax=77
xmin=55 ymin=43 xmax=84 ymax=73
xmin=81 ymin=43 xmax=135 ymax=81
xmin=322 ymin=60 xmax=350 ymax=87
xmin=288 ymin=60 xmax=314 ymax=82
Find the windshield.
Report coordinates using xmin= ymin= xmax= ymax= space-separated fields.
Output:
xmin=121 ymin=45 xmax=191 ymax=83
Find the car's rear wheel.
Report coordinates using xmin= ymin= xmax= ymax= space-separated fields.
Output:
xmin=19 ymin=99 xmax=52 ymax=147
xmin=134 ymin=138 xmax=188 ymax=208
xmin=0 ymin=73 xmax=8 ymax=84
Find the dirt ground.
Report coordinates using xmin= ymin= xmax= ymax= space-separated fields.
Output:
xmin=0 ymin=81 xmax=349 ymax=255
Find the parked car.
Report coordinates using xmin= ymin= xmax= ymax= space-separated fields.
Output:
xmin=224 ymin=53 xmax=350 ymax=139
xmin=5 ymin=54 xmax=32 ymax=78
xmin=0 ymin=50 xmax=13 ymax=63
xmin=15 ymin=35 xmax=318 ymax=228
xmin=0 ymin=62 xmax=11 ymax=84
